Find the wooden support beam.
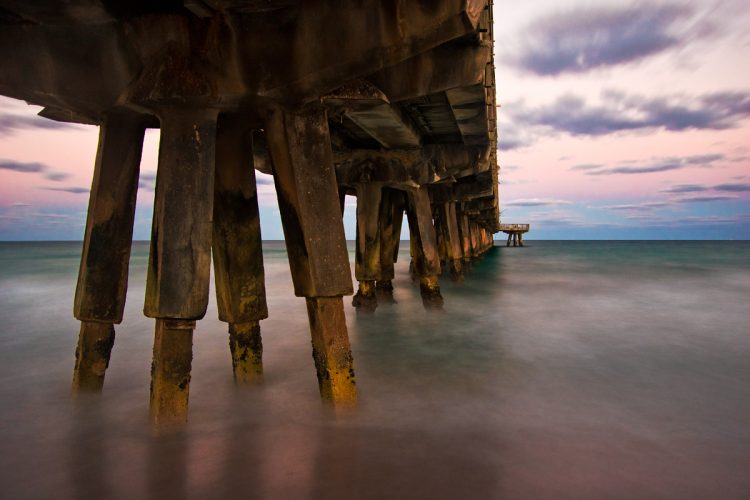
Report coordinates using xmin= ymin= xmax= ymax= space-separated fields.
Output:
xmin=266 ymin=105 xmax=356 ymax=403
xmin=405 ymin=187 xmax=443 ymax=309
xmin=212 ymin=114 xmax=268 ymax=383
xmin=72 ymin=112 xmax=145 ymax=391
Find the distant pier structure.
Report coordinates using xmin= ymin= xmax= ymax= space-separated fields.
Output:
xmin=0 ymin=0 xmax=501 ymax=423
xmin=499 ymin=224 xmax=529 ymax=247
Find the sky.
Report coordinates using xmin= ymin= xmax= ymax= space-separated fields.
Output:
xmin=1 ymin=0 xmax=749 ymax=240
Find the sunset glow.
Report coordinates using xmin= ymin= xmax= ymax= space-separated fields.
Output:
xmin=1 ymin=0 xmax=748 ymax=240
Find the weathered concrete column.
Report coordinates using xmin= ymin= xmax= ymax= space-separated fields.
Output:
xmin=435 ymin=202 xmax=463 ymax=281
xmin=150 ymin=319 xmax=194 ymax=426
xmin=145 ymin=108 xmax=218 ymax=425
xmin=506 ymin=233 xmax=512 ymax=247
xmin=469 ymin=223 xmax=479 ymax=257
xmin=212 ymin=114 xmax=268 ymax=384
xmin=519 ymin=232 xmax=524 ymax=247
xmin=352 ymin=183 xmax=383 ymax=313
xmin=72 ymin=112 xmax=146 ymax=392
xmin=376 ymin=188 xmax=404 ymax=303
xmin=458 ymin=210 xmax=472 ymax=264
xmin=265 ymin=105 xmax=356 ymax=405
xmin=405 ymin=187 xmax=443 ymax=309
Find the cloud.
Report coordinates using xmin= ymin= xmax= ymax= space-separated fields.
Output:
xmin=512 ymin=3 xmax=706 ymax=76
xmin=603 ymin=201 xmax=671 ymax=211
xmin=672 ymin=214 xmax=749 ymax=225
xmin=498 ymin=135 xmax=530 ymax=151
xmin=138 ymin=172 xmax=157 ymax=192
xmin=1 ymin=159 xmax=71 ymax=183
xmin=661 ymin=184 xmax=709 ymax=193
xmin=44 ymin=172 xmax=71 ymax=182
xmin=0 ymin=160 xmax=45 ymax=173
xmin=504 ymin=198 xmax=573 ymax=207
xmin=0 ymin=113 xmax=80 ymax=136
xmin=256 ymin=173 xmax=275 ymax=186
xmin=41 ymin=187 xmax=89 ymax=194
xmin=685 ymin=154 xmax=724 ymax=164
xmin=505 ymin=91 xmax=750 ymax=142
xmin=714 ymin=183 xmax=750 ymax=192
xmin=30 ymin=213 xmax=71 ymax=219
xmin=678 ymin=195 xmax=737 ymax=203
xmin=570 ymin=163 xmax=603 ymax=171
xmin=582 ymin=154 xmax=724 ymax=176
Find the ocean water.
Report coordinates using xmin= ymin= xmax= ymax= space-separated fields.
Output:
xmin=0 ymin=240 xmax=748 ymax=499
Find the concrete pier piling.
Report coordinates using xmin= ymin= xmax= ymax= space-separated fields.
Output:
xmin=0 ymin=0 xmax=504 ymax=420
xmin=72 ymin=113 xmax=146 ymax=391
xmin=72 ymin=321 xmax=116 ymax=392
xmin=266 ymin=105 xmax=357 ymax=403
xmin=306 ymin=297 xmax=357 ymax=404
xmin=406 ymin=188 xmax=444 ymax=309
xmin=213 ymin=114 xmax=268 ymax=384
xmin=150 ymin=319 xmax=194 ymax=426
xmin=144 ymin=109 xmax=218 ymax=423
xmin=353 ymin=183 xmax=384 ymax=313
xmin=228 ymin=321 xmax=263 ymax=384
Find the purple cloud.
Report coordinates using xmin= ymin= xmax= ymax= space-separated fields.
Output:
xmin=678 ymin=195 xmax=737 ymax=203
xmin=0 ymin=113 xmax=79 ymax=136
xmin=41 ymin=187 xmax=89 ymax=194
xmin=506 ymin=91 xmax=750 ymax=140
xmin=581 ymin=154 xmax=724 ymax=176
xmin=661 ymin=184 xmax=708 ymax=193
xmin=714 ymin=183 xmax=750 ymax=192
xmin=512 ymin=4 xmax=704 ymax=76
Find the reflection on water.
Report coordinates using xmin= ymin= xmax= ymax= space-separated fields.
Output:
xmin=1 ymin=241 xmax=749 ymax=499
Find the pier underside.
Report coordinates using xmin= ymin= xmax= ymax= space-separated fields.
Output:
xmin=0 ymin=0 xmax=502 ymax=422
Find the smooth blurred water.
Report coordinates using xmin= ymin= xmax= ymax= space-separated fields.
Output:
xmin=0 ymin=240 xmax=748 ymax=500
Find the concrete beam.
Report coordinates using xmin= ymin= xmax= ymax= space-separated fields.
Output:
xmin=446 ymin=84 xmax=489 ymax=145
xmin=368 ymin=41 xmax=491 ymax=103
xmin=335 ymin=144 xmax=490 ymax=187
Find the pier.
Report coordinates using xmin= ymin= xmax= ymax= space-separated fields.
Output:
xmin=499 ymin=223 xmax=530 ymax=247
xmin=0 ymin=0 xmax=501 ymax=423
